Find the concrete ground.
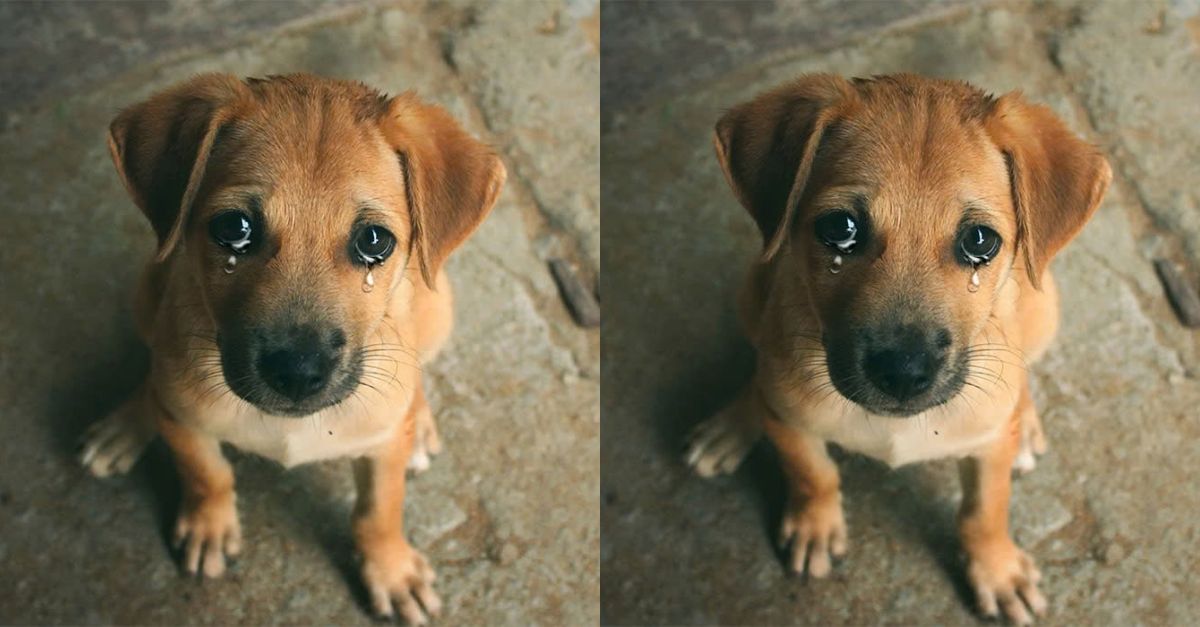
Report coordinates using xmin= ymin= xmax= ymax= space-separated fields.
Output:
xmin=0 ymin=1 xmax=597 ymax=625
xmin=602 ymin=0 xmax=1200 ymax=625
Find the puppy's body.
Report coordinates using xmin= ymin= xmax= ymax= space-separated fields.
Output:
xmin=689 ymin=74 xmax=1108 ymax=624
xmin=81 ymin=74 xmax=505 ymax=624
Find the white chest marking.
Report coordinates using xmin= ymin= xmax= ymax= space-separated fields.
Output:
xmin=187 ymin=402 xmax=399 ymax=468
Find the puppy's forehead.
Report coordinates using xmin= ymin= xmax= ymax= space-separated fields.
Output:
xmin=203 ymin=89 xmax=402 ymax=219
xmin=815 ymin=92 xmax=1011 ymax=227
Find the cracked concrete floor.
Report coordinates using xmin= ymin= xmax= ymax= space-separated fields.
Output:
xmin=601 ymin=0 xmax=1200 ymax=624
xmin=0 ymin=1 xmax=598 ymax=624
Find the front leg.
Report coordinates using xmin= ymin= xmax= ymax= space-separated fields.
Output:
xmin=761 ymin=393 xmax=847 ymax=578
xmin=353 ymin=383 xmax=441 ymax=624
xmin=156 ymin=402 xmax=241 ymax=578
xmin=958 ymin=390 xmax=1046 ymax=624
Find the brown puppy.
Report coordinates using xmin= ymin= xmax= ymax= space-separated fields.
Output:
xmin=78 ymin=73 xmax=505 ymax=624
xmin=687 ymin=74 xmax=1109 ymax=624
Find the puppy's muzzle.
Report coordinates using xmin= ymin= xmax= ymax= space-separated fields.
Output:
xmin=256 ymin=325 xmax=346 ymax=402
xmin=827 ymin=320 xmax=963 ymax=415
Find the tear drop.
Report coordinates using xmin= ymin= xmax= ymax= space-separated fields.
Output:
xmin=223 ymin=255 xmax=237 ymax=274
xmin=968 ymin=268 xmax=980 ymax=293
xmin=829 ymin=254 xmax=843 ymax=275
xmin=362 ymin=268 xmax=375 ymax=293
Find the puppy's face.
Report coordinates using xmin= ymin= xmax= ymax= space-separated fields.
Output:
xmin=715 ymin=74 xmax=1110 ymax=416
xmin=108 ymin=75 xmax=504 ymax=416
xmin=792 ymin=101 xmax=1018 ymax=415
xmin=190 ymin=104 xmax=409 ymax=415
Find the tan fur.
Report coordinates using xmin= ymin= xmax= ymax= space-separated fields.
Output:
xmin=80 ymin=73 xmax=505 ymax=623
xmin=688 ymin=74 xmax=1109 ymax=624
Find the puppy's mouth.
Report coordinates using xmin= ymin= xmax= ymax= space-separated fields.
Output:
xmin=216 ymin=332 xmax=365 ymax=417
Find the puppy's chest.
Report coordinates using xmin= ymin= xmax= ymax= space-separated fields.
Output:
xmin=201 ymin=404 xmax=400 ymax=468
xmin=809 ymin=406 xmax=1004 ymax=467
xmin=764 ymin=379 xmax=1010 ymax=467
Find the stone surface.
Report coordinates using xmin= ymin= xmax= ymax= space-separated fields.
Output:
xmin=599 ymin=0 xmax=984 ymax=131
xmin=449 ymin=0 xmax=601 ymax=272
xmin=601 ymin=1 xmax=1200 ymax=625
xmin=0 ymin=2 xmax=597 ymax=625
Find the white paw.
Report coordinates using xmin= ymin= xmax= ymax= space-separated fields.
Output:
xmin=1013 ymin=447 xmax=1037 ymax=474
xmin=685 ymin=410 xmax=759 ymax=477
xmin=79 ymin=406 xmax=155 ymax=477
xmin=407 ymin=405 xmax=442 ymax=474
xmin=1013 ymin=417 xmax=1048 ymax=475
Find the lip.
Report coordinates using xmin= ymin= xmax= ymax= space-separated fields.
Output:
xmin=856 ymin=399 xmax=943 ymax=418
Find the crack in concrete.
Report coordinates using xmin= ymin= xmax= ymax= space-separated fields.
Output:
xmin=1027 ymin=2 xmax=1199 ymax=280
xmin=1079 ymin=249 xmax=1191 ymax=373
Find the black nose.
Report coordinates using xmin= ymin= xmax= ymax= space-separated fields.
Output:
xmin=863 ymin=348 xmax=936 ymax=401
xmin=257 ymin=326 xmax=342 ymax=402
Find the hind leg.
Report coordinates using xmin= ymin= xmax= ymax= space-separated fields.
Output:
xmin=1013 ymin=382 xmax=1048 ymax=474
xmin=79 ymin=381 xmax=157 ymax=477
xmin=404 ymin=269 xmax=453 ymax=473
xmin=406 ymin=378 xmax=442 ymax=473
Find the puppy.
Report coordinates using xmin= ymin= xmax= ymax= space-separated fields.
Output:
xmin=78 ymin=73 xmax=505 ymax=624
xmin=687 ymin=74 xmax=1110 ymax=624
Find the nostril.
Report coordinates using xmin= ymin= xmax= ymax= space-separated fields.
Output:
xmin=329 ymin=329 xmax=347 ymax=350
xmin=935 ymin=328 xmax=952 ymax=350
xmin=259 ymin=349 xmax=332 ymax=401
xmin=864 ymin=349 xmax=936 ymax=401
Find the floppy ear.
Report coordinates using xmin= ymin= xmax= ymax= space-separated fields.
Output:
xmin=107 ymin=73 xmax=248 ymax=262
xmin=380 ymin=94 xmax=507 ymax=288
xmin=713 ymin=73 xmax=853 ymax=260
xmin=986 ymin=93 xmax=1112 ymax=288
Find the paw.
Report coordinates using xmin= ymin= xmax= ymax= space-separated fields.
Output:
xmin=966 ymin=541 xmax=1046 ymax=625
xmin=361 ymin=541 xmax=442 ymax=625
xmin=79 ymin=407 xmax=155 ymax=477
xmin=1013 ymin=414 xmax=1048 ymax=475
xmin=174 ymin=493 xmax=242 ymax=578
xmin=407 ymin=405 xmax=442 ymax=474
xmin=780 ymin=494 xmax=847 ymax=578
xmin=685 ymin=410 xmax=759 ymax=477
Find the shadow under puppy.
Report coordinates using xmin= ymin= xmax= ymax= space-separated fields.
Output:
xmin=687 ymin=74 xmax=1110 ymax=624
xmin=79 ymin=73 xmax=505 ymax=624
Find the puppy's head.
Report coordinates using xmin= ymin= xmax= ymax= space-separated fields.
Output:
xmin=108 ymin=74 xmax=505 ymax=416
xmin=715 ymin=74 xmax=1110 ymax=416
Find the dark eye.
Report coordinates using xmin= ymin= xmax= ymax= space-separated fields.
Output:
xmin=209 ymin=211 xmax=253 ymax=252
xmin=959 ymin=225 xmax=1001 ymax=264
xmin=814 ymin=211 xmax=859 ymax=252
xmin=354 ymin=225 xmax=396 ymax=265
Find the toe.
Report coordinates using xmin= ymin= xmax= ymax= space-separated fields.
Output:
xmin=414 ymin=582 xmax=442 ymax=617
xmin=789 ymin=534 xmax=810 ymax=574
xmin=408 ymin=449 xmax=431 ymax=473
xmin=999 ymin=591 xmax=1032 ymax=625
xmin=369 ymin=582 xmax=393 ymax=618
xmin=224 ymin=528 xmax=243 ymax=557
xmin=202 ymin=540 xmax=226 ymax=577
xmin=974 ymin=582 xmax=999 ymax=618
xmin=394 ymin=591 xmax=426 ymax=626
xmin=184 ymin=534 xmax=203 ymax=574
xmin=1017 ymin=571 xmax=1046 ymax=616
xmin=807 ymin=536 xmax=831 ymax=578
